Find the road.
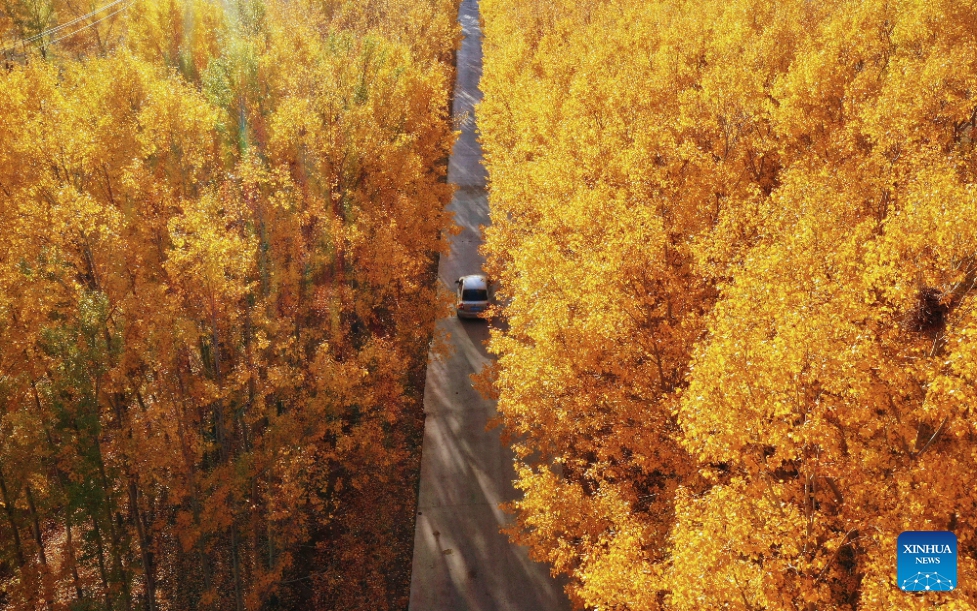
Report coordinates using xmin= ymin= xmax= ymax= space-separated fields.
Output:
xmin=406 ymin=0 xmax=573 ymax=610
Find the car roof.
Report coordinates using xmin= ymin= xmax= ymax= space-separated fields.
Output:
xmin=459 ymin=274 xmax=488 ymax=289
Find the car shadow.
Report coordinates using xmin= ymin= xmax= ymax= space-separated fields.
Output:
xmin=458 ymin=316 xmax=491 ymax=359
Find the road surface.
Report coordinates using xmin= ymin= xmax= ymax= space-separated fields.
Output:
xmin=407 ymin=0 xmax=573 ymax=610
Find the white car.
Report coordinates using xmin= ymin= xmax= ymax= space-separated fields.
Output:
xmin=455 ymin=274 xmax=490 ymax=319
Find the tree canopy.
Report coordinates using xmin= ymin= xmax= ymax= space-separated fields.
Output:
xmin=479 ymin=0 xmax=977 ymax=608
xmin=0 ymin=0 xmax=459 ymax=609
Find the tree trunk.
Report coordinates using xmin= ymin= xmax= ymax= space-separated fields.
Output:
xmin=210 ymin=303 xmax=246 ymax=611
xmin=24 ymin=486 xmax=46 ymax=565
xmin=65 ymin=517 xmax=85 ymax=600
xmin=127 ymin=480 xmax=156 ymax=611
xmin=0 ymin=467 xmax=25 ymax=568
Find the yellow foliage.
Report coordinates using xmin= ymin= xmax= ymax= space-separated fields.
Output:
xmin=480 ymin=0 xmax=977 ymax=608
xmin=0 ymin=0 xmax=459 ymax=608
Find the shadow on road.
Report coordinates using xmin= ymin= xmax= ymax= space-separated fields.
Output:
xmin=458 ymin=317 xmax=491 ymax=359
xmin=408 ymin=0 xmax=572 ymax=608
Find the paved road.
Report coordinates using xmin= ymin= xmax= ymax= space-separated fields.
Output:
xmin=407 ymin=1 xmax=572 ymax=610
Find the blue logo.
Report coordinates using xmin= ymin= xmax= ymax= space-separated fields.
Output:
xmin=898 ymin=531 xmax=957 ymax=591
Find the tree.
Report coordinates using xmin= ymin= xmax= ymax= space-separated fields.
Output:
xmin=0 ymin=0 xmax=459 ymax=608
xmin=479 ymin=0 xmax=977 ymax=608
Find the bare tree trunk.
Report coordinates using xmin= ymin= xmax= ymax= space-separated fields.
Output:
xmin=24 ymin=486 xmax=46 ymax=565
xmin=127 ymin=480 xmax=156 ymax=611
xmin=210 ymin=301 xmax=246 ymax=611
xmin=25 ymin=485 xmax=54 ymax=610
xmin=31 ymin=377 xmax=84 ymax=600
xmin=176 ymin=367 xmax=212 ymax=603
xmin=230 ymin=526 xmax=246 ymax=611
xmin=0 ymin=467 xmax=25 ymax=568
xmin=65 ymin=518 xmax=85 ymax=600
xmin=91 ymin=516 xmax=112 ymax=609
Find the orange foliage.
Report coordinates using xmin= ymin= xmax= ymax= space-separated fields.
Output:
xmin=480 ymin=0 xmax=977 ymax=609
xmin=0 ymin=0 xmax=459 ymax=609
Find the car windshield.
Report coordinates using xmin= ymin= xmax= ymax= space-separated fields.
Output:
xmin=462 ymin=289 xmax=488 ymax=302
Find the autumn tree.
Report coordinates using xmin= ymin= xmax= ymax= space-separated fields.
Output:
xmin=0 ymin=0 xmax=459 ymax=609
xmin=479 ymin=0 xmax=977 ymax=609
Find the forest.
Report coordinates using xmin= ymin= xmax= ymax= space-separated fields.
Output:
xmin=0 ymin=0 xmax=459 ymax=609
xmin=4 ymin=0 xmax=977 ymax=609
xmin=479 ymin=0 xmax=977 ymax=609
